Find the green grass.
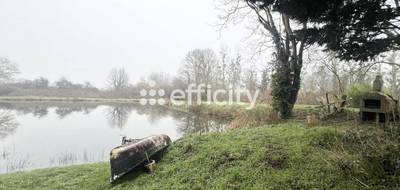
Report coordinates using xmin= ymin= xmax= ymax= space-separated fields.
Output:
xmin=1 ymin=122 xmax=398 ymax=189
xmin=171 ymin=102 xmax=345 ymax=118
xmin=173 ymin=103 xmax=359 ymax=129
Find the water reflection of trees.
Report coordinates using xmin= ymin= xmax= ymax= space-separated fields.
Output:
xmin=0 ymin=103 xmax=49 ymax=117
xmin=0 ymin=102 xmax=99 ymax=119
xmin=135 ymin=105 xmax=170 ymax=124
xmin=105 ymin=105 xmax=174 ymax=129
xmin=112 ymin=104 xmax=227 ymax=133
xmin=55 ymin=105 xmax=96 ymax=119
xmin=105 ymin=105 xmax=133 ymax=129
xmin=32 ymin=106 xmax=48 ymax=118
xmin=0 ymin=102 xmax=228 ymax=135
xmin=55 ymin=104 xmax=98 ymax=119
xmin=0 ymin=111 xmax=19 ymax=139
xmin=175 ymin=113 xmax=228 ymax=134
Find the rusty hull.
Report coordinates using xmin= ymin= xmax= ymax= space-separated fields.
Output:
xmin=110 ymin=134 xmax=171 ymax=182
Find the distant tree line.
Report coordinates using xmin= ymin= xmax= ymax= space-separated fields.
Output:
xmin=1 ymin=48 xmax=399 ymax=106
xmin=131 ymin=48 xmax=266 ymax=102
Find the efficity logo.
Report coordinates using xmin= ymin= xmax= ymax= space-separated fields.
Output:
xmin=139 ymin=81 xmax=260 ymax=109
xmin=139 ymin=81 xmax=167 ymax=106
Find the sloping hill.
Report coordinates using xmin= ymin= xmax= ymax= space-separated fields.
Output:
xmin=0 ymin=122 xmax=398 ymax=189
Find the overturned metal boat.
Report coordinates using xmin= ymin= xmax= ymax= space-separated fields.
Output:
xmin=110 ymin=134 xmax=171 ymax=183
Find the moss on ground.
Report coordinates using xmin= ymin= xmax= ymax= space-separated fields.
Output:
xmin=1 ymin=121 xmax=398 ymax=190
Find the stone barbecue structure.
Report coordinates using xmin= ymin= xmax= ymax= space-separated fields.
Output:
xmin=360 ymin=75 xmax=399 ymax=125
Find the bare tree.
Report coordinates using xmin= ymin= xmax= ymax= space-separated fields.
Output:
xmin=217 ymin=46 xmax=230 ymax=89
xmin=107 ymin=68 xmax=130 ymax=90
xmin=179 ymin=49 xmax=219 ymax=88
xmin=147 ymin=72 xmax=172 ymax=88
xmin=387 ymin=52 xmax=400 ymax=97
xmin=260 ymin=67 xmax=270 ymax=92
xmin=0 ymin=57 xmax=20 ymax=83
xmin=55 ymin=77 xmax=76 ymax=89
xmin=302 ymin=50 xmax=378 ymax=95
xmin=33 ymin=77 xmax=49 ymax=89
xmin=243 ymin=64 xmax=258 ymax=92
xmin=219 ymin=0 xmax=308 ymax=117
xmin=227 ymin=53 xmax=242 ymax=91
xmin=83 ymin=81 xmax=97 ymax=90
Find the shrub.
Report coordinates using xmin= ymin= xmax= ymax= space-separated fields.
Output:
xmin=312 ymin=126 xmax=400 ymax=188
xmin=347 ymin=84 xmax=372 ymax=108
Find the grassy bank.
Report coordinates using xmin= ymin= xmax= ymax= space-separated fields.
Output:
xmin=1 ymin=122 xmax=398 ymax=189
xmin=171 ymin=102 xmax=320 ymax=119
xmin=0 ymin=96 xmax=139 ymax=103
xmin=172 ymin=102 xmax=359 ymax=129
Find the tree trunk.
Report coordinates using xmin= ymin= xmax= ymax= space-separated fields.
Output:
xmin=270 ymin=18 xmax=305 ymax=119
xmin=240 ymin=5 xmax=306 ymax=118
xmin=271 ymin=57 xmax=302 ymax=118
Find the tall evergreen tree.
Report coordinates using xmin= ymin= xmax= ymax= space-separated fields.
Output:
xmin=231 ymin=0 xmax=399 ymax=117
xmin=273 ymin=0 xmax=400 ymax=61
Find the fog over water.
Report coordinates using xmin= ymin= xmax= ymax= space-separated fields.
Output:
xmin=0 ymin=0 xmax=247 ymax=87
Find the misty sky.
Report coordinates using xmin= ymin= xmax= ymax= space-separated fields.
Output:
xmin=0 ymin=0 xmax=248 ymax=88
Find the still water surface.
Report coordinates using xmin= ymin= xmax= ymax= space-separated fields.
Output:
xmin=0 ymin=102 xmax=227 ymax=174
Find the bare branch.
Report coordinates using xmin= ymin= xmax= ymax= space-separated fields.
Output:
xmin=0 ymin=57 xmax=20 ymax=83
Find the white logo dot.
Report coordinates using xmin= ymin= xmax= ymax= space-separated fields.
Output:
xmin=149 ymin=89 xmax=157 ymax=97
xmin=140 ymin=89 xmax=147 ymax=97
xmin=157 ymin=98 xmax=166 ymax=105
xmin=139 ymin=99 xmax=148 ymax=105
xmin=149 ymin=99 xmax=157 ymax=106
xmin=158 ymin=89 xmax=165 ymax=96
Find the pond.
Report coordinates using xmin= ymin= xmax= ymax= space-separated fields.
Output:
xmin=0 ymin=102 xmax=227 ymax=174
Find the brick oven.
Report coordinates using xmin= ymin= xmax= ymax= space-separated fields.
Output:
xmin=360 ymin=91 xmax=398 ymax=124
xmin=360 ymin=75 xmax=399 ymax=124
